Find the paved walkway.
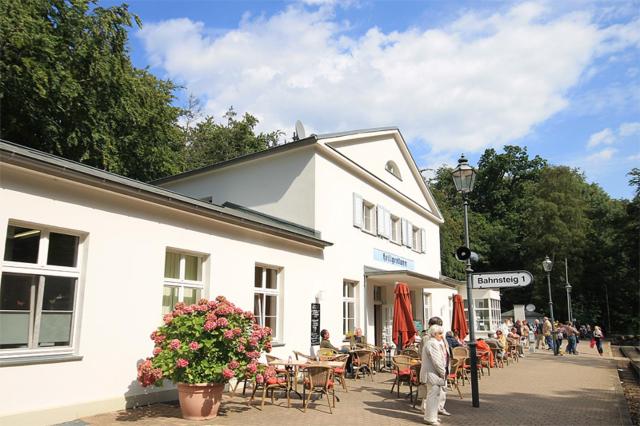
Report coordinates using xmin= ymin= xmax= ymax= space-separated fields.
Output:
xmin=76 ymin=345 xmax=632 ymax=426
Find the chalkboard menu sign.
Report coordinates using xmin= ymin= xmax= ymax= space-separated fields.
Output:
xmin=310 ymin=303 xmax=321 ymax=345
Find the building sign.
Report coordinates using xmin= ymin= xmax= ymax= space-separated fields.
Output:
xmin=373 ymin=249 xmax=415 ymax=270
xmin=310 ymin=303 xmax=321 ymax=345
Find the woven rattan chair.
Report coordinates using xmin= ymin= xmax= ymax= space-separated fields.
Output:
xmin=452 ymin=346 xmax=469 ymax=385
xmin=447 ymin=358 xmax=463 ymax=399
xmin=249 ymin=364 xmax=290 ymax=409
xmin=331 ymin=353 xmax=349 ymax=392
xmin=303 ymin=366 xmax=335 ymax=413
xmin=486 ymin=341 xmax=505 ymax=368
xmin=352 ymin=349 xmax=374 ymax=380
xmin=390 ymin=355 xmax=416 ymax=398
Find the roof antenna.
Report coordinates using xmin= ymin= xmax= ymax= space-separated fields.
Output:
xmin=293 ymin=120 xmax=306 ymax=141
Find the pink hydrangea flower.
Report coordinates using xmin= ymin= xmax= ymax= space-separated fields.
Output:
xmin=215 ymin=295 xmax=227 ymax=303
xmin=163 ymin=314 xmax=174 ymax=325
xmin=169 ymin=339 xmax=181 ymax=350
xmin=228 ymin=360 xmax=240 ymax=370
xmin=204 ymin=321 xmax=216 ymax=331
xmin=248 ymin=338 xmax=259 ymax=347
xmin=188 ymin=341 xmax=200 ymax=351
xmin=176 ymin=358 xmax=189 ymax=368
xmin=246 ymin=363 xmax=257 ymax=374
xmin=237 ymin=344 xmax=245 ymax=353
xmin=224 ymin=330 xmax=234 ymax=339
xmin=153 ymin=347 xmax=162 ymax=356
xmin=198 ymin=298 xmax=209 ymax=305
xmin=246 ymin=351 xmax=260 ymax=359
xmin=232 ymin=328 xmax=242 ymax=336
xmin=234 ymin=307 xmax=244 ymax=314
xmin=243 ymin=311 xmax=254 ymax=319
xmin=223 ymin=368 xmax=235 ymax=379
xmin=216 ymin=317 xmax=229 ymax=328
xmin=255 ymin=374 xmax=264 ymax=384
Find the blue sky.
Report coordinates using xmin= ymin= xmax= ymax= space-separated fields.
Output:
xmin=107 ymin=0 xmax=639 ymax=199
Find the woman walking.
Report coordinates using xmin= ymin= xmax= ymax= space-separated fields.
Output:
xmin=420 ymin=324 xmax=448 ymax=425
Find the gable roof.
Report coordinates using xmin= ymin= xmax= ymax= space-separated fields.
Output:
xmin=316 ymin=127 xmax=444 ymax=222
xmin=0 ymin=139 xmax=331 ymax=248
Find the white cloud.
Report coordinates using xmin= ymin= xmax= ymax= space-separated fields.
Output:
xmin=587 ymin=128 xmax=615 ymax=148
xmin=138 ymin=2 xmax=640 ymax=154
xmin=586 ymin=148 xmax=617 ymax=161
xmin=619 ymin=121 xmax=640 ymax=137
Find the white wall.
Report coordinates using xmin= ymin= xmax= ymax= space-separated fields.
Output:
xmin=326 ymin=134 xmax=429 ymax=210
xmin=0 ymin=165 xmax=324 ymax=422
xmin=159 ymin=147 xmax=317 ymax=229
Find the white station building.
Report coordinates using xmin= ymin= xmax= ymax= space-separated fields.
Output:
xmin=0 ymin=127 xmax=499 ymax=425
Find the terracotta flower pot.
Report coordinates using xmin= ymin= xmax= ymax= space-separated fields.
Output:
xmin=177 ymin=382 xmax=225 ymax=420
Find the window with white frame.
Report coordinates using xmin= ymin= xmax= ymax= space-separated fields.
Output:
xmin=163 ymin=250 xmax=205 ymax=315
xmin=390 ymin=215 xmax=401 ymax=243
xmin=342 ymin=280 xmax=357 ymax=335
xmin=254 ymin=265 xmax=281 ymax=341
xmin=411 ymin=226 xmax=421 ymax=251
xmin=423 ymin=293 xmax=432 ymax=323
xmin=362 ymin=201 xmax=375 ymax=233
xmin=1 ymin=223 xmax=82 ymax=353
xmin=490 ymin=299 xmax=501 ymax=332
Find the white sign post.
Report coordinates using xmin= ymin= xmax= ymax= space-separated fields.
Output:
xmin=471 ymin=271 xmax=533 ymax=289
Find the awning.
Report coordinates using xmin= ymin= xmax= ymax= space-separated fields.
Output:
xmin=365 ymin=270 xmax=457 ymax=289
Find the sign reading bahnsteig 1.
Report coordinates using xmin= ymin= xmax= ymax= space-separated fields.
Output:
xmin=471 ymin=270 xmax=534 ymax=289
xmin=373 ymin=249 xmax=415 ymax=271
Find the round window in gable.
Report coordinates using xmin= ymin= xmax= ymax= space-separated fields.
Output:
xmin=385 ymin=161 xmax=402 ymax=180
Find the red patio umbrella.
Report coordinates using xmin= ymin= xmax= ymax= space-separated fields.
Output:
xmin=452 ymin=294 xmax=469 ymax=340
xmin=392 ymin=282 xmax=417 ymax=350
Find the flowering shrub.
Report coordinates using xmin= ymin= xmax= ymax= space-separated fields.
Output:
xmin=137 ymin=296 xmax=272 ymax=386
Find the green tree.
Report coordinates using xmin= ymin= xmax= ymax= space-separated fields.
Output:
xmin=0 ymin=0 xmax=184 ymax=181
xmin=183 ymin=107 xmax=283 ymax=170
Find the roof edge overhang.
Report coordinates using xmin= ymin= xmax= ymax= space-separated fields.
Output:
xmin=0 ymin=141 xmax=332 ymax=249
xmin=365 ymin=270 xmax=457 ymax=289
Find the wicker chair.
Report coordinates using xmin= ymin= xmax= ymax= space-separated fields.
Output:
xmin=390 ymin=355 xmax=417 ymax=398
xmin=293 ymin=350 xmax=313 ymax=361
xmin=352 ymin=349 xmax=374 ymax=380
xmin=249 ymin=364 xmax=290 ymax=409
xmin=331 ymin=353 xmax=349 ymax=392
xmin=303 ymin=366 xmax=335 ymax=413
xmin=451 ymin=346 xmax=469 ymax=385
xmin=447 ymin=358 xmax=463 ymax=399
xmin=486 ymin=341 xmax=505 ymax=368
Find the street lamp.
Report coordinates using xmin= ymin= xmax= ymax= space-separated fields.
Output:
xmin=542 ymin=256 xmax=558 ymax=355
xmin=564 ymin=258 xmax=572 ymax=323
xmin=452 ymin=154 xmax=479 ymax=408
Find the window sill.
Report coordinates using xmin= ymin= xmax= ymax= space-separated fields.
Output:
xmin=361 ymin=228 xmax=377 ymax=237
xmin=271 ymin=342 xmax=286 ymax=348
xmin=0 ymin=353 xmax=83 ymax=367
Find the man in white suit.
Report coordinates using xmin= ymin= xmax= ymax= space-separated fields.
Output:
xmin=420 ymin=324 xmax=448 ymax=425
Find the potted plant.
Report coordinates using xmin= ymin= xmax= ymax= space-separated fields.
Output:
xmin=137 ymin=296 xmax=272 ymax=420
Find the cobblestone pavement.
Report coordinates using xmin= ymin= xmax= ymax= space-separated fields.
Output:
xmin=77 ymin=345 xmax=632 ymax=426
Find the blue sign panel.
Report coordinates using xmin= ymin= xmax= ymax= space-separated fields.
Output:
xmin=373 ymin=249 xmax=415 ymax=270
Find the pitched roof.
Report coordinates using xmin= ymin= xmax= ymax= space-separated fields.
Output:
xmin=0 ymin=139 xmax=331 ymax=248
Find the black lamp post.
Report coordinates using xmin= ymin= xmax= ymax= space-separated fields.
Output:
xmin=452 ymin=154 xmax=479 ymax=408
xmin=542 ymin=256 xmax=558 ymax=355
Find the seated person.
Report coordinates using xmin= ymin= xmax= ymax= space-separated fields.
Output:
xmin=446 ymin=331 xmax=462 ymax=351
xmin=507 ymin=327 xmax=525 ymax=357
xmin=351 ymin=327 xmax=367 ymax=347
xmin=476 ymin=338 xmax=495 ymax=367
xmin=321 ymin=329 xmax=353 ymax=373
xmin=485 ymin=332 xmax=505 ymax=359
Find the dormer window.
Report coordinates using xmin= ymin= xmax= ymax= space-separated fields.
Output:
xmin=385 ymin=161 xmax=401 ymax=180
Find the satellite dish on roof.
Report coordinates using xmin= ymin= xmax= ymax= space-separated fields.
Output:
xmin=294 ymin=120 xmax=306 ymax=140
xmin=526 ymin=304 xmax=536 ymax=312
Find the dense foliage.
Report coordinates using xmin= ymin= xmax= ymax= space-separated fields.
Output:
xmin=0 ymin=1 xmax=281 ymax=181
xmin=431 ymin=147 xmax=639 ymax=335
xmin=137 ymin=296 xmax=273 ymax=386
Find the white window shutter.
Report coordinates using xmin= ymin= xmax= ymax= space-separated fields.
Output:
xmin=421 ymin=229 xmax=427 ymax=253
xmin=401 ymin=218 xmax=408 ymax=246
xmin=385 ymin=209 xmax=392 ymax=239
xmin=407 ymin=222 xmax=414 ymax=248
xmin=376 ymin=205 xmax=385 ymax=236
xmin=353 ymin=194 xmax=363 ymax=228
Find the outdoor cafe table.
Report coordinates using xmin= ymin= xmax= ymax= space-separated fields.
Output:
xmin=267 ymin=359 xmax=344 ymax=403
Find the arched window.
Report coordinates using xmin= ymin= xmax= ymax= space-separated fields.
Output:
xmin=385 ymin=161 xmax=402 ymax=180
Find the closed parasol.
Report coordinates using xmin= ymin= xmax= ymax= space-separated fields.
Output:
xmin=452 ymin=293 xmax=469 ymax=340
xmin=392 ymin=282 xmax=417 ymax=350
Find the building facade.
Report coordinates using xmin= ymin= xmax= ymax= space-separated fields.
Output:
xmin=0 ymin=127 xmax=478 ymax=424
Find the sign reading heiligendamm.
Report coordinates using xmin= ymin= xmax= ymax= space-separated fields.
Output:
xmin=373 ymin=249 xmax=415 ymax=270
xmin=310 ymin=303 xmax=321 ymax=345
